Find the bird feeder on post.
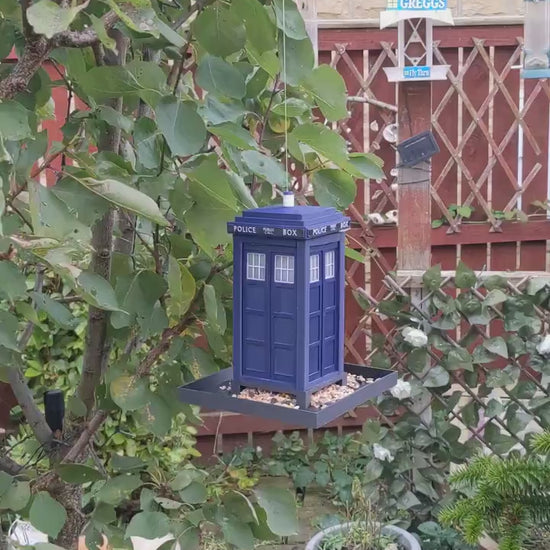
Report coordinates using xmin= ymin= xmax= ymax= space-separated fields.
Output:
xmin=522 ymin=0 xmax=550 ymax=78
xmin=380 ymin=0 xmax=452 ymax=272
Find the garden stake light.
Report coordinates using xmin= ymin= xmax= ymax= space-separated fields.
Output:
xmin=522 ymin=0 xmax=550 ymax=78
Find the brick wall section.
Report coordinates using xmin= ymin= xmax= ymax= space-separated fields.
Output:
xmin=317 ymin=0 xmax=524 ymax=20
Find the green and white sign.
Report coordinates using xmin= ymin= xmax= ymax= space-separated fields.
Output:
xmin=387 ymin=0 xmax=447 ymax=9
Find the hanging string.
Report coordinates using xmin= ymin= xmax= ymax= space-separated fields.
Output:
xmin=281 ymin=0 xmax=289 ymax=192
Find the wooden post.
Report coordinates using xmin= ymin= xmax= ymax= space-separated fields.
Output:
xmin=397 ymin=79 xmax=432 ymax=271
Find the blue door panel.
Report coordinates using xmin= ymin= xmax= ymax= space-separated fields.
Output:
xmin=273 ymin=347 xmax=295 ymax=378
xmin=244 ymin=342 xmax=268 ymax=376
xmin=308 ymin=243 xmax=340 ymax=380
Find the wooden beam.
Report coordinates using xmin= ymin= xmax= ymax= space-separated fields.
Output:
xmin=397 ymin=78 xmax=432 ymax=270
xmin=319 ymin=26 xmax=523 ymax=52
xmin=347 ymin=219 xmax=550 ymax=249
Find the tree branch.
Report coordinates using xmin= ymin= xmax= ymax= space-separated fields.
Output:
xmin=0 ymin=11 xmax=118 ymax=101
xmin=77 ymin=30 xmax=127 ymax=416
xmin=136 ymin=262 xmax=231 ymax=377
xmin=62 ymin=410 xmax=108 ymax=463
xmin=0 ymin=455 xmax=24 ymax=476
xmin=8 ymin=268 xmax=53 ymax=448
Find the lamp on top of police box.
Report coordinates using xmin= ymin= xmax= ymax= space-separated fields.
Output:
xmin=522 ymin=0 xmax=550 ymax=78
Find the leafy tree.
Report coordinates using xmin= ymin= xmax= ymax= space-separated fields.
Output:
xmin=0 ymin=0 xmax=383 ymax=547
xmin=440 ymin=432 xmax=550 ymax=550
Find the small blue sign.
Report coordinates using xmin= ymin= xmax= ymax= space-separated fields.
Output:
xmin=403 ymin=66 xmax=432 ymax=79
xmin=387 ymin=0 xmax=447 ymax=9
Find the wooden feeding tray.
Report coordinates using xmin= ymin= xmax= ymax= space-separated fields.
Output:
xmin=178 ymin=364 xmax=397 ymax=429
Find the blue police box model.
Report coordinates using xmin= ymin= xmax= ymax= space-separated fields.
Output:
xmin=227 ymin=192 xmax=350 ymax=409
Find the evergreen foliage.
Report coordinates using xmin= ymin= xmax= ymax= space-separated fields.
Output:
xmin=440 ymin=432 xmax=550 ymax=550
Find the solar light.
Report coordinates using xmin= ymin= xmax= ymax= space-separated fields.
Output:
xmin=522 ymin=0 xmax=550 ymax=78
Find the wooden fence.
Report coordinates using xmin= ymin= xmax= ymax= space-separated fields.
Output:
xmin=2 ymin=25 xmax=550 ymax=457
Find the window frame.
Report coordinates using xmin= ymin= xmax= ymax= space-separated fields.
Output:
xmin=274 ymin=254 xmax=295 ymax=284
xmin=246 ymin=252 xmax=266 ymax=281
xmin=310 ymin=254 xmax=320 ymax=283
xmin=325 ymin=250 xmax=335 ymax=280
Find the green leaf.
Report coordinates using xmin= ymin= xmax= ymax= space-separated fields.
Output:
xmin=111 ymin=455 xmax=146 ymax=472
xmin=423 ymin=366 xmax=450 ymax=388
xmin=423 ymin=264 xmax=443 ymax=292
xmin=166 ymin=257 xmax=196 ymax=319
xmin=407 ymin=348 xmax=428 ymax=374
xmin=0 ymin=473 xmax=12 ymax=499
xmin=302 ymin=65 xmax=348 ymax=122
xmin=486 ymin=398 xmax=505 ymax=418
xmin=134 ymin=117 xmax=163 ymax=171
xmin=278 ymin=36 xmax=314 ymax=86
xmin=222 ymin=518 xmax=255 ymax=550
xmin=26 ymin=0 xmax=87 ymax=38
xmin=196 ymin=55 xmax=247 ymax=100
xmin=72 ymin=176 xmax=168 ymax=227
xmin=97 ymin=475 xmax=142 ymax=505
xmin=397 ymin=491 xmax=421 ymax=510
xmin=30 ymin=292 xmax=78 ymax=329
xmin=29 ymin=492 xmax=67 ymax=538
xmin=455 ymin=261 xmax=476 ymax=289
xmin=241 ymin=150 xmax=288 ymax=188
xmin=208 ymin=122 xmax=257 ymax=150
xmin=135 ymin=393 xmax=172 ymax=437
xmin=223 ymin=491 xmax=259 ymax=524
xmin=345 ymin=248 xmax=364 ymax=263
xmin=29 ymin=182 xmax=91 ymax=241
xmin=111 ymin=270 xmax=167 ymax=329
xmin=126 ymin=512 xmax=171 ymax=540
xmin=527 ymin=276 xmax=550 ymax=295
xmin=506 ymin=405 xmax=532 ymax=435
xmin=312 ymin=169 xmax=356 ymax=210
xmin=0 ymin=480 xmax=30 ymax=511
xmin=186 ymin=156 xmax=238 ymax=210
xmin=77 ymin=271 xmax=121 ymax=312
xmin=204 ymin=284 xmax=226 ymax=334
xmin=347 ymin=153 xmax=385 ymax=180
xmin=484 ymin=423 xmax=516 ymax=454
xmin=56 ymin=464 xmax=104 ymax=484
xmin=289 ymin=122 xmax=349 ymax=168
xmin=0 ymin=21 xmax=15 ymax=60
xmin=0 ymin=102 xmax=31 ymax=141
xmin=52 ymin=177 xmax=110 ymax=227
xmin=154 ymin=96 xmax=206 ymax=157
xmin=184 ymin=201 xmax=234 ymax=254
xmin=483 ymin=289 xmax=508 ymax=306
xmin=89 ymin=13 xmax=116 ymax=51
xmin=97 ymin=106 xmax=133 ymax=133
xmin=0 ymin=262 xmax=26 ymax=302
xmin=199 ymin=95 xmax=247 ymax=126
xmin=461 ymin=400 xmax=479 ymax=428
xmin=273 ymin=0 xmax=308 ymax=40
xmin=254 ymin=486 xmax=298 ymax=536
xmin=192 ymin=5 xmax=246 ymax=57
xmin=483 ymin=336 xmax=508 ymax=358
xmin=226 ymin=172 xmax=258 ymax=210
xmin=446 ymin=348 xmax=473 ymax=372
xmin=106 ymin=0 xmax=158 ymax=37
xmin=180 ymin=481 xmax=207 ymax=504
xmin=271 ymin=98 xmax=311 ymax=117
xmin=232 ymin=0 xmax=276 ymax=53
xmin=486 ymin=365 xmax=519 ymax=388
xmin=0 ymin=310 xmax=20 ymax=351
xmin=110 ymin=375 xmax=150 ymax=412
xmin=182 ymin=346 xmax=219 ymax=377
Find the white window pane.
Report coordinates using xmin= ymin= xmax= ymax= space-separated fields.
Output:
xmin=325 ymin=251 xmax=335 ymax=279
xmin=310 ymin=254 xmax=320 ymax=283
xmin=274 ymin=255 xmax=294 ymax=284
xmin=247 ymin=253 xmax=266 ymax=281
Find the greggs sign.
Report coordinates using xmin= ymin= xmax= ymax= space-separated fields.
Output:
xmin=387 ymin=0 xmax=447 ymax=9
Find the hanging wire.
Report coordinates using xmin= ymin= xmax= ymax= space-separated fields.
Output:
xmin=281 ymin=0 xmax=289 ymax=192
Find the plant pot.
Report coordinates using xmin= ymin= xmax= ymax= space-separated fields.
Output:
xmin=305 ymin=522 xmax=421 ymax=550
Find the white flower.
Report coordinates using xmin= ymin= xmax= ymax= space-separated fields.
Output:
xmin=537 ymin=334 xmax=550 ymax=356
xmin=390 ymin=379 xmax=412 ymax=400
xmin=402 ymin=327 xmax=428 ymax=348
xmin=373 ymin=444 xmax=394 ymax=463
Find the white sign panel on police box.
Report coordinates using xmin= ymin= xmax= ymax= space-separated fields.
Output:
xmin=387 ymin=0 xmax=447 ymax=9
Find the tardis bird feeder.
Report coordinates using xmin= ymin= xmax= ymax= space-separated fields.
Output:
xmin=178 ymin=193 xmax=397 ymax=428
xmin=380 ymin=0 xmax=454 ymax=83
